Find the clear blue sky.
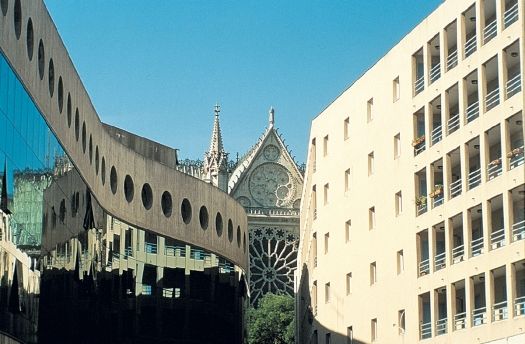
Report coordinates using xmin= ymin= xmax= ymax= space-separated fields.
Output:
xmin=44 ymin=0 xmax=442 ymax=163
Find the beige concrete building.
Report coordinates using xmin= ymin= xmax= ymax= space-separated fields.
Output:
xmin=296 ymin=0 xmax=524 ymax=343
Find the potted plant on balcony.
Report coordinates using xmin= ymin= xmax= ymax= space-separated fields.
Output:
xmin=415 ymin=195 xmax=427 ymax=207
xmin=429 ymin=184 xmax=443 ymax=198
xmin=488 ymin=158 xmax=502 ymax=166
xmin=507 ymin=146 xmax=524 ymax=158
xmin=412 ymin=135 xmax=425 ymax=147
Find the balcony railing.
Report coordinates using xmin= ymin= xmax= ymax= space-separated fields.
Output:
xmin=452 ymin=244 xmax=464 ymax=264
xmin=420 ymin=321 xmax=432 ymax=339
xmin=145 ymin=243 xmax=157 ymax=254
xmin=454 ymin=312 xmax=466 ymax=330
xmin=436 ymin=318 xmax=447 ymax=336
xmin=490 ymin=228 xmax=505 ymax=249
xmin=472 ymin=306 xmax=487 ymax=326
xmin=419 ymin=258 xmax=430 ymax=276
xmin=492 ymin=301 xmax=508 ymax=321
xmin=471 ymin=237 xmax=484 ymax=256
xmin=447 ymin=113 xmax=460 ymax=134
xmin=506 ymin=74 xmax=521 ymax=99
xmin=504 ymin=2 xmax=519 ymax=28
xmin=483 ymin=19 xmax=497 ymax=44
xmin=468 ymin=168 xmax=481 ymax=190
xmin=512 ymin=219 xmax=525 ymax=241
xmin=417 ymin=198 xmax=428 ymax=216
xmin=485 ymin=88 xmax=500 ymax=111
xmin=509 ymin=146 xmax=524 ymax=169
xmin=124 ymin=247 xmax=133 ymax=257
xmin=431 ymin=125 xmax=442 ymax=145
xmin=515 ymin=296 xmax=525 ymax=316
xmin=450 ymin=178 xmax=462 ymax=198
xmin=430 ymin=63 xmax=441 ymax=83
xmin=447 ymin=49 xmax=458 ymax=71
xmin=466 ymin=100 xmax=479 ymax=123
xmin=434 ymin=252 xmax=446 ymax=271
xmin=487 ymin=159 xmax=502 ymax=180
xmin=415 ymin=75 xmax=425 ymax=95
xmin=465 ymin=35 xmax=477 ymax=57
xmin=414 ymin=142 xmax=426 ymax=156
xmin=165 ymin=245 xmax=186 ymax=257
xmin=433 ymin=194 xmax=444 ymax=208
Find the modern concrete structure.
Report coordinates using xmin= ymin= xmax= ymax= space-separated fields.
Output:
xmin=296 ymin=0 xmax=524 ymax=343
xmin=0 ymin=0 xmax=248 ymax=343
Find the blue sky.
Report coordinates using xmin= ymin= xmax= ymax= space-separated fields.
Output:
xmin=44 ymin=0 xmax=442 ymax=163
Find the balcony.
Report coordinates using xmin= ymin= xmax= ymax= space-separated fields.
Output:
xmin=430 ymin=63 xmax=441 ymax=84
xmin=415 ymin=75 xmax=425 ymax=95
xmin=465 ymin=35 xmax=477 ymax=58
xmin=513 ymin=220 xmax=525 ymax=241
xmin=145 ymin=242 xmax=157 ymax=254
xmin=471 ymin=237 xmax=484 ymax=256
xmin=490 ymin=228 xmax=505 ymax=249
xmin=483 ymin=19 xmax=497 ymax=44
xmin=468 ymin=168 xmax=481 ymax=190
xmin=515 ymin=296 xmax=525 ymax=316
xmin=436 ymin=318 xmax=447 ymax=336
xmin=447 ymin=50 xmax=458 ymax=71
xmin=466 ymin=101 xmax=479 ymax=123
xmin=492 ymin=301 xmax=508 ymax=321
xmin=447 ymin=113 xmax=460 ymax=134
xmin=508 ymin=146 xmax=524 ymax=169
xmin=487 ymin=159 xmax=502 ymax=180
xmin=506 ymin=74 xmax=521 ymax=98
xmin=452 ymin=245 xmax=464 ymax=264
xmin=165 ymin=245 xmax=186 ymax=257
xmin=449 ymin=179 xmax=462 ymax=198
xmin=431 ymin=125 xmax=442 ymax=145
xmin=504 ymin=2 xmax=519 ymax=28
xmin=434 ymin=252 xmax=446 ymax=271
xmin=454 ymin=312 xmax=466 ymax=330
xmin=419 ymin=258 xmax=430 ymax=276
xmin=485 ymin=88 xmax=500 ymax=111
xmin=420 ymin=321 xmax=432 ymax=339
xmin=416 ymin=196 xmax=427 ymax=216
xmin=472 ymin=306 xmax=487 ymax=326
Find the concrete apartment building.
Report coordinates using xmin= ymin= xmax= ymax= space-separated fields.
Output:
xmin=296 ymin=0 xmax=524 ymax=343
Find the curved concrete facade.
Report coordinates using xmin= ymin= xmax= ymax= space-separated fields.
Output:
xmin=0 ymin=0 xmax=248 ymax=271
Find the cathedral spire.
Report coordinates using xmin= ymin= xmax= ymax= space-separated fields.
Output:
xmin=208 ymin=103 xmax=224 ymax=154
xmin=268 ymin=106 xmax=275 ymax=127
xmin=203 ymin=104 xmax=229 ymax=191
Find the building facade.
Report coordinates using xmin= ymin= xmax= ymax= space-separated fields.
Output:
xmin=296 ymin=0 xmax=524 ymax=343
xmin=0 ymin=1 xmax=249 ymax=343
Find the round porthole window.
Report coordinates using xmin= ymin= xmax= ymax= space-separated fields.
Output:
xmin=66 ymin=93 xmax=72 ymax=127
xmin=38 ymin=40 xmax=45 ymax=80
xmin=26 ymin=18 xmax=34 ymax=60
xmin=48 ymin=59 xmax=55 ymax=97
xmin=141 ymin=183 xmax=153 ymax=210
xmin=101 ymin=157 xmax=106 ymax=185
xmin=110 ymin=166 xmax=117 ymax=194
xmin=161 ymin=191 xmax=172 ymax=217
xmin=199 ymin=206 xmax=208 ymax=230
xmin=181 ymin=198 xmax=192 ymax=224
xmin=215 ymin=213 xmax=223 ymax=237
xmin=13 ymin=0 xmax=21 ymax=39
xmin=124 ymin=175 xmax=134 ymax=203
xmin=57 ymin=76 xmax=64 ymax=113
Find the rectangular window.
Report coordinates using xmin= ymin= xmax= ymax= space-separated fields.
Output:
xmin=371 ymin=318 xmax=378 ymax=341
xmin=345 ymin=168 xmax=351 ymax=193
xmin=312 ymin=138 xmax=317 ymax=172
xmin=367 ymin=98 xmax=374 ymax=122
xmin=312 ymin=232 xmax=317 ymax=267
xmin=370 ymin=262 xmax=377 ymax=285
xmin=397 ymin=250 xmax=404 ymax=274
xmin=324 ymin=183 xmax=329 ymax=205
xmin=325 ymin=333 xmax=331 ymax=344
xmin=346 ymin=272 xmax=352 ymax=295
xmin=394 ymin=133 xmax=401 ymax=158
xmin=395 ymin=191 xmax=402 ymax=215
xmin=369 ymin=207 xmax=376 ymax=230
xmin=324 ymin=232 xmax=329 ymax=254
xmin=347 ymin=326 xmax=353 ymax=344
xmin=323 ymin=135 xmax=329 ymax=156
xmin=345 ymin=219 xmax=351 ymax=242
xmin=344 ymin=117 xmax=350 ymax=140
xmin=312 ymin=281 xmax=317 ymax=313
xmin=393 ymin=76 xmax=400 ymax=101
xmin=398 ymin=310 xmax=405 ymax=334
xmin=368 ymin=152 xmax=374 ymax=175
xmin=325 ymin=282 xmax=331 ymax=303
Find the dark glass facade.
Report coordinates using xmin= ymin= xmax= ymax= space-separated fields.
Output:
xmin=0 ymin=49 xmax=246 ymax=343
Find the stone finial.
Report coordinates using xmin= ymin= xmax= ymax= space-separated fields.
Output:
xmin=269 ymin=106 xmax=275 ymax=127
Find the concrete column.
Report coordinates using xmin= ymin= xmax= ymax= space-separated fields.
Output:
xmin=430 ymin=289 xmax=438 ymax=336
xmin=447 ymin=283 xmax=455 ymax=334
xmin=502 ymin=118 xmax=511 ymax=172
xmin=502 ymin=189 xmax=513 ymax=245
xmin=465 ymin=276 xmax=473 ymax=328
xmin=439 ymin=30 xmax=446 ymax=79
xmin=497 ymin=50 xmax=506 ymax=104
xmin=506 ymin=263 xmax=516 ymax=318
xmin=459 ymin=76 xmax=467 ymax=127
xmin=495 ymin=0 xmax=504 ymax=35
xmin=482 ymin=199 xmax=491 ymax=254
xmin=485 ymin=270 xmax=494 ymax=323
xmin=480 ymin=129 xmax=488 ymax=184
xmin=459 ymin=11 xmax=467 ymax=60
xmin=464 ymin=208 xmax=472 ymax=258
xmin=429 ymin=227 xmax=436 ymax=273
xmin=444 ymin=84 xmax=451 ymax=134
xmin=460 ymin=143 xmax=469 ymax=197
xmin=476 ymin=0 xmax=484 ymax=50
xmin=425 ymin=103 xmax=432 ymax=152
xmin=445 ymin=216 xmax=453 ymax=267
xmin=424 ymin=40 xmax=431 ymax=90
xmin=444 ymin=151 xmax=451 ymax=201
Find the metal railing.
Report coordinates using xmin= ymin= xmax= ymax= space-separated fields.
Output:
xmin=471 ymin=237 xmax=484 ymax=256
xmin=506 ymin=74 xmax=521 ymax=99
xmin=145 ymin=242 xmax=157 ymax=254
xmin=417 ymin=201 xmax=428 ymax=216
xmin=487 ymin=160 xmax=502 ymax=180
xmin=452 ymin=244 xmax=464 ymax=264
xmin=419 ymin=258 xmax=430 ymax=276
xmin=492 ymin=301 xmax=508 ymax=321
xmin=485 ymin=88 xmax=500 ymax=111
xmin=466 ymin=100 xmax=479 ymax=123
xmin=433 ymin=194 xmax=444 ymax=208
xmin=142 ymin=284 xmax=153 ymax=296
xmin=436 ymin=318 xmax=447 ymax=336
xmin=468 ymin=168 xmax=481 ymax=190
xmin=454 ymin=312 xmax=466 ymax=330
xmin=431 ymin=125 xmax=442 ymax=145
xmin=414 ymin=142 xmax=426 ymax=156
xmin=420 ymin=321 xmax=432 ymax=339
xmin=124 ymin=247 xmax=133 ymax=257
xmin=504 ymin=2 xmax=519 ymax=28
xmin=490 ymin=228 xmax=505 ymax=249
xmin=447 ymin=113 xmax=460 ymax=134
xmin=434 ymin=252 xmax=446 ymax=271
xmin=512 ymin=220 xmax=525 ymax=241
xmin=483 ymin=19 xmax=497 ymax=44
xmin=450 ymin=178 xmax=462 ymax=198
xmin=430 ymin=63 xmax=441 ymax=83
xmin=465 ymin=35 xmax=477 ymax=57
xmin=447 ymin=49 xmax=458 ymax=71
xmin=509 ymin=146 xmax=524 ymax=169
xmin=515 ymin=296 xmax=525 ymax=316
xmin=165 ymin=245 xmax=186 ymax=257
xmin=472 ymin=307 xmax=487 ymax=326
xmin=415 ymin=75 xmax=425 ymax=94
